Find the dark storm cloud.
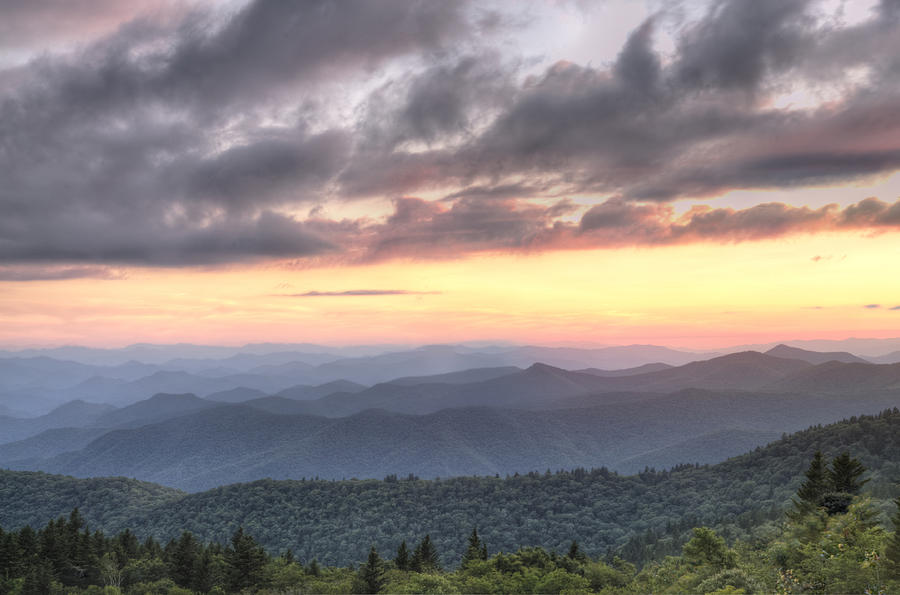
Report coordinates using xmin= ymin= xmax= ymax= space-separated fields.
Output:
xmin=342 ymin=0 xmax=900 ymax=204
xmin=0 ymin=207 xmax=336 ymax=266
xmin=157 ymin=0 xmax=469 ymax=109
xmin=0 ymin=0 xmax=472 ymax=268
xmin=370 ymin=53 xmax=517 ymax=147
xmin=183 ymin=132 xmax=352 ymax=209
xmin=672 ymin=0 xmax=811 ymax=92
xmin=3 ymin=0 xmax=900 ymax=274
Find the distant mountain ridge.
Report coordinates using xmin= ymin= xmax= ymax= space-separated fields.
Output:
xmin=5 ymin=344 xmax=900 ymax=492
xmin=9 ymin=380 xmax=900 ymax=491
xmin=765 ymin=343 xmax=869 ymax=364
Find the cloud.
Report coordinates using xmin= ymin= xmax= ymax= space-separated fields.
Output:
xmin=0 ymin=209 xmax=336 ymax=266
xmin=578 ymin=197 xmax=900 ymax=246
xmin=0 ymin=0 xmax=474 ymax=267
xmin=0 ymin=265 xmax=126 ymax=281
xmin=346 ymin=196 xmax=900 ymax=262
xmin=364 ymin=196 xmax=576 ymax=261
xmin=281 ymin=290 xmax=440 ymax=297
xmin=864 ymin=304 xmax=881 ymax=309
xmin=2 ymin=0 xmax=900 ymax=270
xmin=891 ymin=305 xmax=900 ymax=310
xmin=341 ymin=0 xmax=900 ymax=202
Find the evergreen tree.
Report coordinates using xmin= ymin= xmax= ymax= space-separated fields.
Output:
xmin=567 ymin=540 xmax=581 ymax=560
xmin=821 ymin=452 xmax=868 ymax=515
xmin=461 ymin=527 xmax=483 ymax=568
xmin=142 ymin=536 xmax=162 ymax=559
xmin=357 ymin=546 xmax=386 ymax=594
xmin=168 ymin=531 xmax=198 ymax=588
xmin=307 ymin=558 xmax=321 ymax=576
xmin=0 ymin=529 xmax=15 ymax=580
xmin=115 ymin=529 xmax=140 ymax=561
xmin=23 ymin=560 xmax=54 ymax=595
xmin=394 ymin=540 xmax=410 ymax=571
xmin=192 ymin=546 xmax=214 ymax=594
xmin=827 ymin=452 xmax=868 ymax=494
xmin=792 ymin=451 xmax=828 ymax=515
xmin=225 ymin=526 xmax=267 ymax=592
xmin=411 ymin=534 xmax=440 ymax=572
xmin=682 ymin=527 xmax=735 ymax=571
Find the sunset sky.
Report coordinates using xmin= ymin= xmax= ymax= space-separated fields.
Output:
xmin=2 ymin=0 xmax=900 ymax=349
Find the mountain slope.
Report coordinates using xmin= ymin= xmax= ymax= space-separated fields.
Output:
xmin=204 ymin=386 xmax=268 ymax=403
xmin=0 ymin=427 xmax=111 ymax=462
xmin=90 ymin=393 xmax=219 ymax=428
xmin=387 ymin=366 xmax=522 ymax=386
xmin=576 ymin=362 xmax=674 ymax=377
xmin=0 ymin=400 xmax=116 ymax=444
xmin=276 ymin=379 xmax=367 ymax=400
xmin=18 ymin=385 xmax=900 ymax=491
xmin=768 ymin=361 xmax=900 ymax=393
xmin=2 ymin=409 xmax=898 ymax=567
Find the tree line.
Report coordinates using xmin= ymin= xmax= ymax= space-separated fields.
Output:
xmin=2 ymin=452 xmax=900 ymax=593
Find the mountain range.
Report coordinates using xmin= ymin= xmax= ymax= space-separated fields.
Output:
xmin=2 ymin=344 xmax=900 ymax=491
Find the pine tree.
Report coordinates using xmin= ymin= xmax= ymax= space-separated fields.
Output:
xmin=225 ymin=526 xmax=267 ymax=592
xmin=0 ymin=529 xmax=14 ymax=580
xmin=567 ymin=540 xmax=582 ymax=561
xmin=192 ymin=546 xmax=214 ymax=594
xmin=461 ymin=527 xmax=483 ymax=568
xmin=23 ymin=560 xmax=54 ymax=595
xmin=827 ymin=452 xmax=868 ymax=494
xmin=394 ymin=541 xmax=409 ymax=571
xmin=307 ymin=558 xmax=321 ymax=577
xmin=821 ymin=452 xmax=868 ymax=515
xmin=358 ymin=546 xmax=386 ymax=594
xmin=411 ymin=534 xmax=440 ymax=572
xmin=793 ymin=451 xmax=828 ymax=515
xmin=168 ymin=531 xmax=198 ymax=589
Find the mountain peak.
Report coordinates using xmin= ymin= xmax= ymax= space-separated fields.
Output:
xmin=765 ymin=343 xmax=868 ymax=365
xmin=526 ymin=362 xmax=566 ymax=374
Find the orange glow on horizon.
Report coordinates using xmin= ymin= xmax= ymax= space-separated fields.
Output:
xmin=2 ymin=231 xmax=899 ymax=351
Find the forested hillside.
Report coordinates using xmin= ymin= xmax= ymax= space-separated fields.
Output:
xmin=3 ymin=409 xmax=899 ymax=570
xmin=1 ymin=448 xmax=899 ymax=594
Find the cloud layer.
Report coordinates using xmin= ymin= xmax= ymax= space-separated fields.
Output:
xmin=2 ymin=0 xmax=900 ymax=275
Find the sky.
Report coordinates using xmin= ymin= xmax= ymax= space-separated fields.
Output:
xmin=1 ymin=0 xmax=900 ymax=349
